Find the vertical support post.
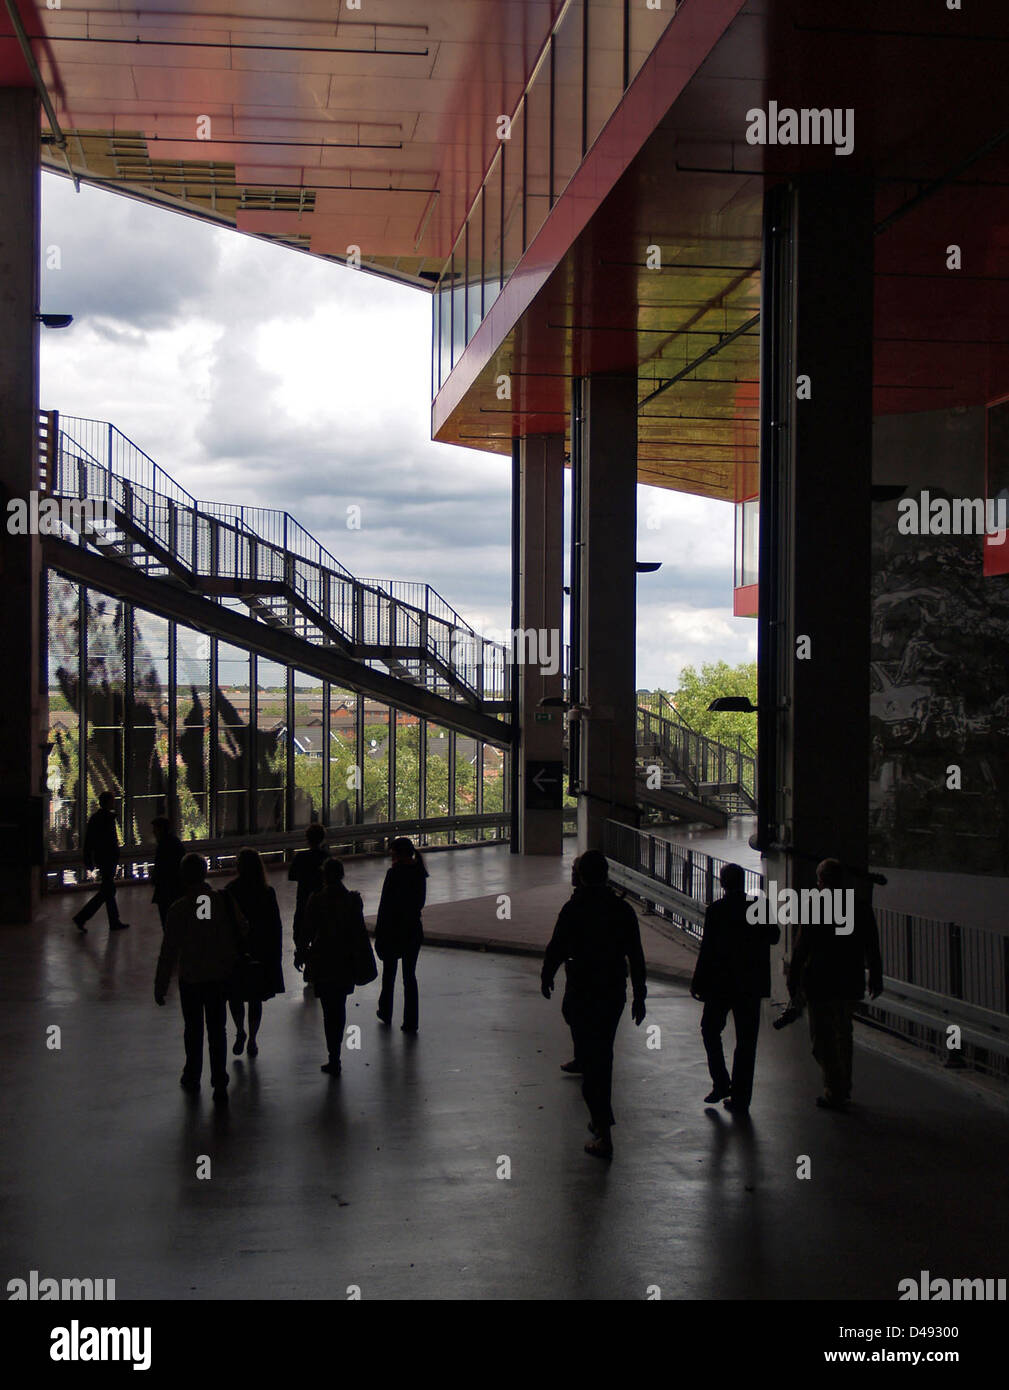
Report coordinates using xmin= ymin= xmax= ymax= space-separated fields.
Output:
xmin=576 ymin=374 xmax=638 ymax=851
xmin=758 ymin=175 xmax=873 ymax=896
xmin=0 ymin=88 xmax=42 ymax=922
xmin=517 ymin=433 xmax=566 ymax=854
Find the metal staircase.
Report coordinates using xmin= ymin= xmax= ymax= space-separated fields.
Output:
xmin=43 ymin=414 xmax=511 ymax=744
xmin=636 ymin=694 xmax=756 ymax=826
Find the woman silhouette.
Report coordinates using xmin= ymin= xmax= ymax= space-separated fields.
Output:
xmin=375 ymin=836 xmax=428 ymax=1033
xmin=225 ymin=848 xmax=285 ymax=1057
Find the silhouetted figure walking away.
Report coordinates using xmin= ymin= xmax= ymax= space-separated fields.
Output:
xmin=691 ymin=862 xmax=779 ymax=1115
xmin=74 ymin=791 xmax=130 ymax=933
xmin=304 ymin=858 xmax=375 ymax=1074
xmin=150 ymin=815 xmax=184 ymax=930
xmin=290 ymin=823 xmax=329 ymax=972
xmin=788 ymin=857 xmax=883 ymax=1111
xmin=375 ymin=837 xmax=427 ymax=1033
xmin=225 ymin=848 xmax=285 ymax=1058
xmin=541 ymin=850 xmax=646 ymax=1159
xmin=154 ymin=853 xmax=247 ymax=1104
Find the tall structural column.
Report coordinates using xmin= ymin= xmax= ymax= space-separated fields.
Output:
xmin=517 ymin=433 xmax=565 ymax=854
xmin=757 ymin=175 xmax=873 ymax=902
xmin=576 ymin=375 xmax=638 ymax=852
xmin=0 ymin=89 xmax=42 ymax=925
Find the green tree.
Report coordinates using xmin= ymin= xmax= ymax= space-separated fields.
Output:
xmin=647 ymin=660 xmax=757 ymax=748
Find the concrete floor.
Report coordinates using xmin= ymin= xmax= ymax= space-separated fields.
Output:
xmin=2 ymin=850 xmax=1008 ymax=1300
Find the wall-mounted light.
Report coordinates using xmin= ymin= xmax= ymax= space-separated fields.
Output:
xmin=35 ymin=313 xmax=74 ymax=329
xmin=708 ymin=696 xmax=758 ymax=713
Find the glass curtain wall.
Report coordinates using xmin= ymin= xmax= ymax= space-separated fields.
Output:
xmin=84 ymin=588 xmax=126 ymax=818
xmin=362 ymin=700 xmax=390 ymax=822
xmin=328 ymin=686 xmax=359 ymax=826
xmin=216 ymin=641 xmax=251 ymax=837
xmin=176 ymin=626 xmax=211 ymax=839
xmin=130 ymin=610 xmax=171 ymax=842
xmin=292 ymin=671 xmax=324 ymax=826
xmin=256 ymin=659 xmax=287 ymax=834
xmin=432 ymin=0 xmax=677 ymax=391
xmin=46 ymin=574 xmax=81 ymax=852
xmin=45 ymin=588 xmax=510 ymax=859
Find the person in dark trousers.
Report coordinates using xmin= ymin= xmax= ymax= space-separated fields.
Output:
xmin=304 ymin=857 xmax=372 ymax=1075
xmin=290 ymin=823 xmax=329 ymax=971
xmin=150 ymin=815 xmax=184 ymax=930
xmin=541 ymin=850 xmax=647 ymax=1160
xmin=225 ymin=848 xmax=285 ymax=1058
xmin=691 ymin=862 xmax=780 ymax=1115
xmin=375 ymin=836 xmax=427 ymax=1032
xmin=559 ymin=856 xmax=584 ymax=1075
xmin=73 ymin=791 xmax=130 ymax=933
xmin=788 ymin=857 xmax=883 ymax=1111
xmin=154 ymin=853 xmax=247 ymax=1104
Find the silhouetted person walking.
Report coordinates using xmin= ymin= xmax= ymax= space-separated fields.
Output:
xmin=154 ymin=853 xmax=247 ymax=1104
xmin=150 ymin=815 xmax=184 ymax=930
xmin=541 ymin=850 xmax=646 ymax=1159
xmin=691 ymin=862 xmax=779 ymax=1115
xmin=225 ymin=848 xmax=285 ymax=1058
xmin=375 ymin=837 xmax=427 ymax=1033
xmin=290 ymin=823 xmax=329 ymax=972
xmin=788 ymin=857 xmax=883 ymax=1111
xmin=304 ymin=857 xmax=374 ymax=1074
xmin=74 ymin=791 xmax=129 ymax=933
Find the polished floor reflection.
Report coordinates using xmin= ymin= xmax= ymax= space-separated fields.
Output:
xmin=1 ymin=855 xmax=1006 ymax=1300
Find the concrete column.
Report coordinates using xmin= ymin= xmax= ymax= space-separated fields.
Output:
xmin=517 ymin=433 xmax=565 ymax=854
xmin=0 ymin=89 xmax=42 ymax=925
xmin=577 ymin=375 xmax=638 ymax=852
xmin=758 ymin=175 xmax=873 ymax=901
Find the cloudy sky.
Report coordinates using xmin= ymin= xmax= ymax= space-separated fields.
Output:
xmin=39 ymin=171 xmax=755 ymax=689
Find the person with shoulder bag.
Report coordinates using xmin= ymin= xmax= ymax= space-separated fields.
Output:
xmin=304 ymin=857 xmax=376 ymax=1076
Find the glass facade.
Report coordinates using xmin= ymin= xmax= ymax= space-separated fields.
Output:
xmin=432 ymin=0 xmax=676 ymax=391
xmin=734 ymin=497 xmax=759 ymax=590
xmin=45 ymin=584 xmax=510 ymax=862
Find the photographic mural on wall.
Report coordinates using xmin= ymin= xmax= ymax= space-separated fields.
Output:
xmin=870 ymin=491 xmax=1009 ymax=875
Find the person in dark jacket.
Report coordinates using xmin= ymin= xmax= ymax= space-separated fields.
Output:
xmin=374 ymin=836 xmax=427 ymax=1032
xmin=225 ymin=848 xmax=285 ymax=1058
xmin=691 ymin=862 xmax=780 ymax=1115
xmin=305 ymin=857 xmax=374 ymax=1074
xmin=150 ymin=815 xmax=184 ymax=930
xmin=290 ymin=823 xmax=329 ymax=970
xmin=541 ymin=850 xmax=647 ymax=1160
xmin=154 ymin=853 xmax=247 ymax=1104
xmin=788 ymin=857 xmax=883 ymax=1111
xmin=73 ymin=791 xmax=130 ymax=933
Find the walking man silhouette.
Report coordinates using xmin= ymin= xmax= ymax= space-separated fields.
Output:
xmin=73 ymin=791 xmax=129 ymax=933
xmin=154 ymin=853 xmax=247 ymax=1105
xmin=541 ymin=850 xmax=646 ymax=1159
xmin=788 ymin=858 xmax=883 ymax=1110
xmin=691 ymin=862 xmax=779 ymax=1115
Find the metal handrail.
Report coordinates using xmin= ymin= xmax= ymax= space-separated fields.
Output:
xmin=52 ymin=415 xmax=510 ymax=703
